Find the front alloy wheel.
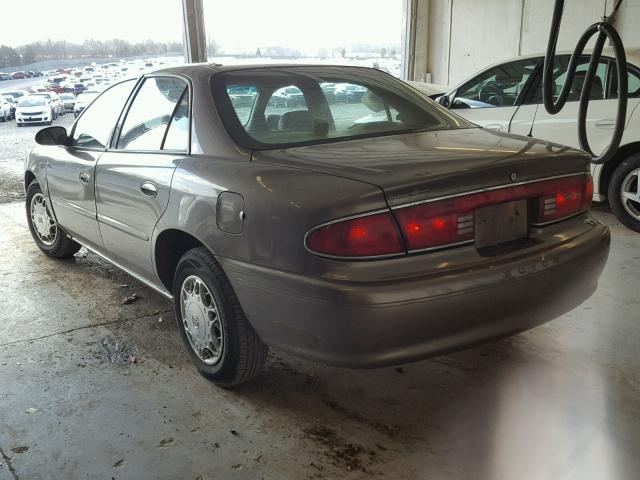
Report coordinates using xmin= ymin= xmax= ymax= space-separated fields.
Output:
xmin=25 ymin=180 xmax=81 ymax=258
xmin=620 ymin=168 xmax=640 ymax=221
xmin=30 ymin=192 xmax=57 ymax=245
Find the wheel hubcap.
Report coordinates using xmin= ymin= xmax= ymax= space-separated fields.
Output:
xmin=30 ymin=193 xmax=57 ymax=245
xmin=620 ymin=167 xmax=640 ymax=221
xmin=180 ymin=275 xmax=223 ymax=365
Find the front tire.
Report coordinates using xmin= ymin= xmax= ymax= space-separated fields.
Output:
xmin=26 ymin=181 xmax=81 ymax=258
xmin=173 ymin=247 xmax=267 ymax=387
xmin=608 ymin=153 xmax=640 ymax=232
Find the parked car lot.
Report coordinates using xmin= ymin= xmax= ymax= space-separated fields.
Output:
xmin=433 ymin=47 xmax=640 ymax=231
xmin=25 ymin=65 xmax=609 ymax=388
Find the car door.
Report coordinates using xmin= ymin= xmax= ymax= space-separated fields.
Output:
xmin=516 ymin=55 xmax=612 ymax=153
xmin=45 ymin=79 xmax=137 ymax=248
xmin=446 ymin=58 xmax=540 ymax=132
xmin=95 ymin=75 xmax=190 ymax=280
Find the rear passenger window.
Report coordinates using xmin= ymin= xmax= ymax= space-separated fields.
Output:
xmin=117 ymin=76 xmax=188 ymax=151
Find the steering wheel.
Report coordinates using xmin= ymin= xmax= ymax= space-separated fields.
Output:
xmin=478 ymin=83 xmax=505 ymax=106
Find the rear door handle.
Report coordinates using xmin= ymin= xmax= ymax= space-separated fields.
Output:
xmin=595 ymin=119 xmax=615 ymax=129
xmin=140 ymin=181 xmax=158 ymax=197
xmin=79 ymin=171 xmax=91 ymax=184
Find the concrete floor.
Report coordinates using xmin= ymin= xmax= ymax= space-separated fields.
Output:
xmin=0 ymin=202 xmax=639 ymax=480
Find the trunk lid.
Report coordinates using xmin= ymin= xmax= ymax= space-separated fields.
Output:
xmin=252 ymin=128 xmax=590 ymax=207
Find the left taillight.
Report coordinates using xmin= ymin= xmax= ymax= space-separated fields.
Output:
xmin=305 ymin=212 xmax=405 ymax=258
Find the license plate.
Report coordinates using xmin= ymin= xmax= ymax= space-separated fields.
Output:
xmin=475 ymin=200 xmax=528 ymax=249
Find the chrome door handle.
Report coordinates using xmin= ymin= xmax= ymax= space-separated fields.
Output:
xmin=140 ymin=181 xmax=158 ymax=197
xmin=595 ymin=119 xmax=615 ymax=129
xmin=79 ymin=171 xmax=91 ymax=184
xmin=485 ymin=123 xmax=504 ymax=131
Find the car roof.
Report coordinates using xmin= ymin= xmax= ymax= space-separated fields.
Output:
xmin=500 ymin=47 xmax=640 ymax=66
xmin=148 ymin=63 xmax=388 ymax=77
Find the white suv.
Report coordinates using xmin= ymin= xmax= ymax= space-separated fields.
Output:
xmin=434 ymin=48 xmax=640 ymax=231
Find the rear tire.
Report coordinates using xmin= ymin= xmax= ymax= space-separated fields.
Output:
xmin=173 ymin=247 xmax=267 ymax=387
xmin=26 ymin=181 xmax=81 ymax=258
xmin=608 ymin=153 xmax=640 ymax=232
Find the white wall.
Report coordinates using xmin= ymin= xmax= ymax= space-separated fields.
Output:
xmin=417 ymin=0 xmax=640 ymax=86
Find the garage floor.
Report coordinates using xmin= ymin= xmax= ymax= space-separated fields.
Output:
xmin=1 ymin=201 xmax=639 ymax=479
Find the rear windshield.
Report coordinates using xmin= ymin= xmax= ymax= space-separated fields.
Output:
xmin=213 ymin=67 xmax=473 ymax=149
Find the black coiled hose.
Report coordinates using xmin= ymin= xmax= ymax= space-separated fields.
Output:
xmin=543 ymin=0 xmax=628 ymax=164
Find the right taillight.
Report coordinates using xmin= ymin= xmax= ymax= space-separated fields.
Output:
xmin=305 ymin=212 xmax=404 ymax=258
xmin=533 ymin=175 xmax=593 ymax=225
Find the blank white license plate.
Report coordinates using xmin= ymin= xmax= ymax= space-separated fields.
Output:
xmin=475 ymin=200 xmax=528 ymax=249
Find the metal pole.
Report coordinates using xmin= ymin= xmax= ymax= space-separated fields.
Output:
xmin=182 ymin=0 xmax=207 ymax=63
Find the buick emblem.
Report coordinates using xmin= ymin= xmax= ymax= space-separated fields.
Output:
xmin=509 ymin=172 xmax=518 ymax=181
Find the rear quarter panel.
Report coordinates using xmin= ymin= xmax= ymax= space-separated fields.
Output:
xmin=155 ymin=155 xmax=386 ymax=274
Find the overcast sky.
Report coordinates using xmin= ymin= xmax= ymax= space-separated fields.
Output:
xmin=0 ymin=0 xmax=403 ymax=51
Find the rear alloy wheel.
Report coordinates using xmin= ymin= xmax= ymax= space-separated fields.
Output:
xmin=609 ymin=153 xmax=640 ymax=232
xmin=26 ymin=181 xmax=81 ymax=257
xmin=173 ymin=247 xmax=267 ymax=387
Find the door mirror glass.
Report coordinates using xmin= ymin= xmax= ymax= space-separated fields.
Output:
xmin=35 ymin=126 xmax=68 ymax=146
xmin=436 ymin=95 xmax=450 ymax=108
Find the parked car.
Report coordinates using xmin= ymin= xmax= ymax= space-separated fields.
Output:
xmin=434 ymin=47 xmax=640 ymax=231
xmin=73 ymin=91 xmax=99 ymax=117
xmin=227 ymin=86 xmax=257 ymax=108
xmin=0 ymin=96 xmax=13 ymax=121
xmin=1 ymin=95 xmax=16 ymax=118
xmin=59 ymin=93 xmax=76 ymax=112
xmin=11 ymin=71 xmax=27 ymax=79
xmin=334 ymin=83 xmax=367 ymax=103
xmin=25 ymin=65 xmax=609 ymax=387
xmin=16 ymin=96 xmax=52 ymax=126
xmin=73 ymin=83 xmax=86 ymax=95
xmin=31 ymin=92 xmax=64 ymax=118
xmin=270 ymin=86 xmax=305 ymax=107
xmin=2 ymin=90 xmax=30 ymax=104
xmin=0 ymin=73 xmax=12 ymax=81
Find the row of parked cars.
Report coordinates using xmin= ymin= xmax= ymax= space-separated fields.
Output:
xmin=0 ymin=71 xmax=44 ymax=81
xmin=0 ymin=88 xmax=101 ymax=125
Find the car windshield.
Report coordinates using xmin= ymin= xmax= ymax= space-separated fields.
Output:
xmin=215 ymin=67 xmax=472 ymax=149
xmin=18 ymin=97 xmax=45 ymax=107
xmin=60 ymin=95 xmax=74 ymax=100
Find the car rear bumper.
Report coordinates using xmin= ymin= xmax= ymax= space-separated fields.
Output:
xmin=221 ymin=214 xmax=610 ymax=368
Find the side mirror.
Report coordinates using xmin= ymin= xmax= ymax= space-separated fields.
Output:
xmin=35 ymin=126 xmax=69 ymax=146
xmin=436 ymin=95 xmax=450 ymax=108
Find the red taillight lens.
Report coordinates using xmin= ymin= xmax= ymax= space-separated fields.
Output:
xmin=534 ymin=175 xmax=593 ymax=224
xmin=306 ymin=212 xmax=404 ymax=258
xmin=394 ymin=202 xmax=474 ymax=251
